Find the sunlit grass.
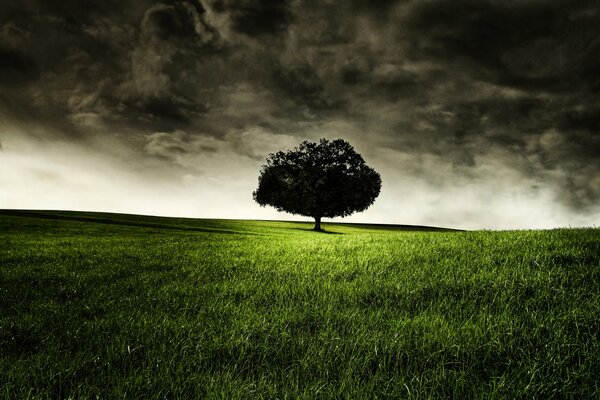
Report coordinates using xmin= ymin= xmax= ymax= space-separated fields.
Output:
xmin=1 ymin=210 xmax=598 ymax=398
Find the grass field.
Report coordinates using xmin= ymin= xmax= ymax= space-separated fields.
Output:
xmin=1 ymin=210 xmax=598 ymax=399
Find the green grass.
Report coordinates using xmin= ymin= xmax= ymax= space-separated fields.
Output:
xmin=1 ymin=210 xmax=598 ymax=399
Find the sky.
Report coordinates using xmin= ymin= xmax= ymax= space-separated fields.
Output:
xmin=1 ymin=0 xmax=599 ymax=230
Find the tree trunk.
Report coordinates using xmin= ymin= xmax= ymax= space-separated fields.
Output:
xmin=313 ymin=216 xmax=322 ymax=231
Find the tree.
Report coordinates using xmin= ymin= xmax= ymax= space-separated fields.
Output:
xmin=253 ymin=138 xmax=382 ymax=231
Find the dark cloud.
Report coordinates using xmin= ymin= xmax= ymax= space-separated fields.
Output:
xmin=0 ymin=23 xmax=40 ymax=92
xmin=208 ymin=0 xmax=293 ymax=36
xmin=402 ymin=0 xmax=600 ymax=92
xmin=141 ymin=1 xmax=218 ymax=41
xmin=0 ymin=46 xmax=39 ymax=86
xmin=272 ymin=62 xmax=342 ymax=112
xmin=349 ymin=0 xmax=403 ymax=15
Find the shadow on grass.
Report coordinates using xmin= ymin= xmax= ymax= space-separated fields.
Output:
xmin=291 ymin=227 xmax=344 ymax=235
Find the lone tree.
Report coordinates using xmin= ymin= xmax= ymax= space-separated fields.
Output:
xmin=253 ymin=138 xmax=381 ymax=231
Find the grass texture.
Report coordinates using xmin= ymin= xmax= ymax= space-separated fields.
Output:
xmin=1 ymin=210 xmax=598 ymax=399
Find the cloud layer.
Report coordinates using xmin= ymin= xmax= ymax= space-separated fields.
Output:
xmin=1 ymin=0 xmax=599 ymax=228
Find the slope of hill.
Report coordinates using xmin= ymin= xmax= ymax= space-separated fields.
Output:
xmin=0 ymin=209 xmax=460 ymax=233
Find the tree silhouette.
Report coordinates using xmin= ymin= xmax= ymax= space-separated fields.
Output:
xmin=253 ymin=138 xmax=382 ymax=231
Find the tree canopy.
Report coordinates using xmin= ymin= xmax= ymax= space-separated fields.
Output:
xmin=253 ymin=138 xmax=381 ymax=231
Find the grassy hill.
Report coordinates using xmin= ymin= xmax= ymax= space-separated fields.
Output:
xmin=1 ymin=210 xmax=598 ymax=399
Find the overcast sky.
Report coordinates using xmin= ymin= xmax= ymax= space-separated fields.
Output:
xmin=1 ymin=0 xmax=599 ymax=229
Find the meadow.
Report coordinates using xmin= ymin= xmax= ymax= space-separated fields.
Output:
xmin=0 ymin=210 xmax=598 ymax=399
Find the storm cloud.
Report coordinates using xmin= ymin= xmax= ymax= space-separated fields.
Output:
xmin=1 ymin=0 xmax=599 ymax=228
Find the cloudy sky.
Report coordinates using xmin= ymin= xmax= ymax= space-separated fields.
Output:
xmin=1 ymin=0 xmax=599 ymax=229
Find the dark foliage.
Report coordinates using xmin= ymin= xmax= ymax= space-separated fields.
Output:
xmin=253 ymin=139 xmax=381 ymax=230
